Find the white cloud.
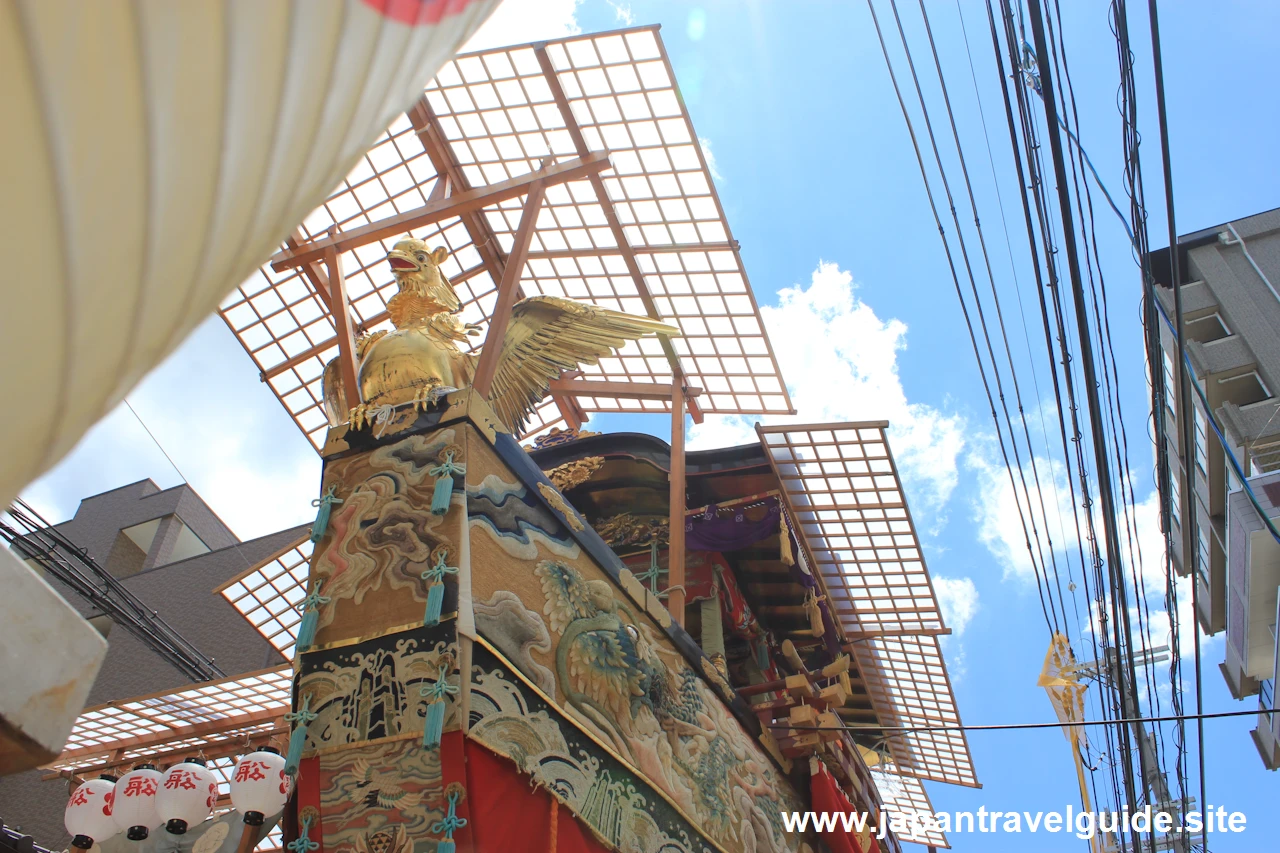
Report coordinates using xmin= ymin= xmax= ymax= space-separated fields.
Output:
xmin=934 ymin=575 xmax=979 ymax=636
xmin=972 ymin=437 xmax=1175 ymax=602
xmin=699 ymin=137 xmax=724 ymax=182
xmin=689 ymin=261 xmax=967 ymax=519
xmin=462 ymin=0 xmax=581 ymax=52
xmin=607 ymin=0 xmax=636 ymax=26
xmin=23 ymin=317 xmax=319 ymax=542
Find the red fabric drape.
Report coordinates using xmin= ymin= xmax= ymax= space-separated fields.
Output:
xmin=463 ymin=738 xmax=611 ymax=853
xmin=809 ymin=764 xmax=879 ymax=853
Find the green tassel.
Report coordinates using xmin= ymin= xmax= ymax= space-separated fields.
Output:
xmin=422 ymin=698 xmax=445 ymax=748
xmin=420 ymin=553 xmax=457 ymax=627
xmin=756 ymin=639 xmax=769 ymax=671
xmin=283 ymin=695 xmax=317 ymax=775
xmin=436 ymin=842 xmax=455 ymax=853
xmin=423 ymin=583 xmax=445 ymax=627
xmin=294 ymin=583 xmax=330 ymax=652
xmin=309 ymin=486 xmax=342 ymax=543
xmin=427 ymin=452 xmax=464 ymax=516
xmin=420 ymin=667 xmax=458 ymax=751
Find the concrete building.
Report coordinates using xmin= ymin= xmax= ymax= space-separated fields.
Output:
xmin=0 ymin=479 xmax=305 ymax=846
xmin=1147 ymin=206 xmax=1280 ymax=769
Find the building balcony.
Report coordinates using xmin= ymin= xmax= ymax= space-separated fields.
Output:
xmin=1223 ymin=472 xmax=1280 ymax=705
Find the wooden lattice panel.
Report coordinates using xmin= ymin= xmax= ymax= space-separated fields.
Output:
xmin=215 ymin=537 xmax=313 ymax=658
xmin=857 ymin=635 xmax=976 ymax=787
xmin=58 ymin=667 xmax=291 ymax=762
xmin=871 ymin=766 xmax=948 ymax=848
xmin=220 ymin=25 xmax=791 ymax=451
xmin=757 ymin=422 xmax=976 ymax=787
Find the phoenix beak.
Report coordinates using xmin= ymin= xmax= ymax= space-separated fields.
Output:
xmin=387 ymin=252 xmax=418 ymax=271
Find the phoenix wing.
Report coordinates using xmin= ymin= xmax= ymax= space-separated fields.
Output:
xmin=475 ymin=296 xmax=678 ymax=433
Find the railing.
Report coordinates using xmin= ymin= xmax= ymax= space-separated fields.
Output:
xmin=1266 ymin=588 xmax=1280 ymax=737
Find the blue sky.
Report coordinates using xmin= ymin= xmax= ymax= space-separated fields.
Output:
xmin=26 ymin=1 xmax=1280 ymax=850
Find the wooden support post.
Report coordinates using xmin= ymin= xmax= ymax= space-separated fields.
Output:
xmin=234 ymin=824 xmax=258 ymax=853
xmin=471 ymin=182 xmax=545 ymax=398
xmin=667 ymin=382 xmax=687 ymax=625
xmin=325 ymin=228 xmax=360 ymax=404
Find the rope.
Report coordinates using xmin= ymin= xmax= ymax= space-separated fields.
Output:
xmin=421 ymin=667 xmax=459 ymax=703
xmin=286 ymin=816 xmax=319 ymax=853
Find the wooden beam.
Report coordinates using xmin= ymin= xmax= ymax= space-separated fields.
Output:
xmin=408 ymin=98 xmax=510 ymax=290
xmin=545 ymin=379 xmax=704 ymax=401
xmin=471 ymin=182 xmax=546 ymax=398
xmin=288 ymin=230 xmax=333 ymax=313
xmin=667 ymin=382 xmax=687 ymax=625
xmin=269 ymin=153 xmax=609 ymax=271
xmin=325 ymin=227 xmax=361 ymax=405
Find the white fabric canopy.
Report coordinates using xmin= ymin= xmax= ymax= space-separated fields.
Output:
xmin=0 ymin=0 xmax=497 ymax=507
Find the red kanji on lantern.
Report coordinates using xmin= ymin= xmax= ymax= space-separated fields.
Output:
xmin=278 ymin=770 xmax=289 ymax=796
xmin=205 ymin=783 xmax=217 ymax=810
xmin=123 ymin=776 xmax=158 ymax=798
xmin=102 ymin=791 xmax=114 ymax=816
xmin=69 ymin=788 xmax=90 ymax=807
xmin=233 ymin=761 xmax=268 ymax=783
xmin=164 ymin=770 xmax=198 ymax=791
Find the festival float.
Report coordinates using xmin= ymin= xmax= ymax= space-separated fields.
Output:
xmin=38 ymin=26 xmax=976 ymax=853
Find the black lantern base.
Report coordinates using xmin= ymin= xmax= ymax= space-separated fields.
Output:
xmin=127 ymin=826 xmax=150 ymax=841
xmin=71 ymin=835 xmax=93 ymax=850
xmin=242 ymin=811 xmax=265 ymax=827
xmin=165 ymin=819 xmax=189 ymax=835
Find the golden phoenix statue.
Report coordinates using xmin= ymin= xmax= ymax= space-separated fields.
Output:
xmin=322 ymin=238 xmax=678 ymax=433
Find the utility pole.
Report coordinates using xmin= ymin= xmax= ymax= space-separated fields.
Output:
xmin=1078 ymin=646 xmax=1192 ymax=853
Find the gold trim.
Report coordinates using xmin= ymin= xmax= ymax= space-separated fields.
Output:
xmin=471 ymin=636 xmax=734 ymax=853
xmin=296 ymin=614 xmax=457 ymax=660
xmin=537 ymin=482 xmax=584 ymax=531
xmin=301 ymin=727 xmax=433 ymax=760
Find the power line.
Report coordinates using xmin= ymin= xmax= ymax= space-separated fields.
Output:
xmin=1144 ymin=1 xmax=1207 ymax=848
xmin=770 ymin=706 xmax=1277 ymax=736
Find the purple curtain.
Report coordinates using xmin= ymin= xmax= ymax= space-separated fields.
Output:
xmin=684 ymin=497 xmax=782 ymax=551
xmin=685 ymin=497 xmax=842 ymax=660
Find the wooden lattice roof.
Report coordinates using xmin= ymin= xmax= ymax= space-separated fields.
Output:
xmin=221 ymin=25 xmax=793 ymax=450
xmin=758 ymin=423 xmax=976 ymax=788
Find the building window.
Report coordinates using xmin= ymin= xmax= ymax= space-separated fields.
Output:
xmin=1263 ymin=679 xmax=1275 ymax=712
xmin=1169 ymin=469 xmax=1181 ymax=530
xmin=1194 ymin=406 xmax=1209 ymax=478
xmin=1197 ymin=527 xmax=1212 ymax=587
xmin=1163 ymin=349 xmax=1178 ymax=419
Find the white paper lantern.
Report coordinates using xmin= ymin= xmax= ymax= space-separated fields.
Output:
xmin=65 ymin=776 xmax=120 ymax=850
xmin=155 ymin=760 xmax=218 ymax=835
xmin=0 ymin=0 xmax=499 ymax=510
xmin=112 ymin=764 xmax=164 ymax=840
xmin=230 ymin=748 xmax=289 ymax=826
